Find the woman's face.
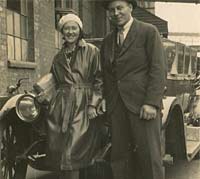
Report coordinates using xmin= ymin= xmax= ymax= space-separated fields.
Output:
xmin=62 ymin=21 xmax=81 ymax=45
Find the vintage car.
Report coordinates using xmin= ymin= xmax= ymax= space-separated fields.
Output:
xmin=161 ymin=39 xmax=200 ymax=161
xmin=0 ymin=38 xmax=200 ymax=179
xmin=0 ymin=77 xmax=111 ymax=179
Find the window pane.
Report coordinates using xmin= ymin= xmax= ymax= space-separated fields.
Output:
xmin=163 ymin=41 xmax=176 ymax=73
xmin=7 ymin=35 xmax=14 ymax=60
xmin=177 ymin=56 xmax=184 ymax=74
xmin=177 ymin=45 xmax=184 ymax=74
xmin=21 ymin=0 xmax=27 ymax=15
xmin=82 ymin=0 xmax=93 ymax=37
xmin=184 ymin=55 xmax=190 ymax=74
xmin=55 ymin=0 xmax=62 ymax=8
xmin=184 ymin=48 xmax=190 ymax=74
xmin=56 ymin=13 xmax=62 ymax=29
xmin=65 ymin=0 xmax=72 ymax=8
xmin=7 ymin=0 xmax=20 ymax=13
xmin=6 ymin=10 xmax=14 ymax=35
xmin=15 ymin=38 xmax=21 ymax=61
xmin=55 ymin=30 xmax=59 ymax=49
xmin=21 ymin=15 xmax=27 ymax=39
xmin=14 ymin=12 xmax=20 ymax=37
xmin=22 ymin=40 xmax=28 ymax=61
xmin=191 ymin=51 xmax=197 ymax=74
xmin=55 ymin=30 xmax=62 ymax=49
xmin=191 ymin=58 xmax=196 ymax=74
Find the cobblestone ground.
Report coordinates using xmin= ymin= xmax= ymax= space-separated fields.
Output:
xmin=26 ymin=159 xmax=200 ymax=179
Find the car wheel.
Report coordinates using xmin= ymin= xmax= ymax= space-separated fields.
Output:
xmin=0 ymin=122 xmax=27 ymax=179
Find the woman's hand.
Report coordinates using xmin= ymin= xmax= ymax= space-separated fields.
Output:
xmin=88 ymin=105 xmax=98 ymax=120
xmin=96 ymin=99 xmax=106 ymax=115
xmin=35 ymin=91 xmax=46 ymax=104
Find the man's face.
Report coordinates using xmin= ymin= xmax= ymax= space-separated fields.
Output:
xmin=108 ymin=1 xmax=132 ymax=27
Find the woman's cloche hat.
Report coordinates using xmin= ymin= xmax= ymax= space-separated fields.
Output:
xmin=58 ymin=13 xmax=83 ymax=32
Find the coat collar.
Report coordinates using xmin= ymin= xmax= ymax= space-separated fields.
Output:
xmin=107 ymin=19 xmax=139 ymax=64
xmin=77 ymin=39 xmax=87 ymax=47
xmin=118 ymin=18 xmax=138 ymax=57
xmin=62 ymin=38 xmax=87 ymax=49
xmin=56 ymin=39 xmax=87 ymax=66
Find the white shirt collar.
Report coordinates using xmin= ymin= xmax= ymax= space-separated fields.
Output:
xmin=121 ymin=16 xmax=133 ymax=39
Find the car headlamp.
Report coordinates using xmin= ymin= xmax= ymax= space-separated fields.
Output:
xmin=16 ymin=94 xmax=40 ymax=123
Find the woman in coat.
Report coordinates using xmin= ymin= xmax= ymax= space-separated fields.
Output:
xmin=48 ymin=13 xmax=103 ymax=179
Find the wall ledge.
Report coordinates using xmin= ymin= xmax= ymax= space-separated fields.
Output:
xmin=8 ymin=60 xmax=37 ymax=69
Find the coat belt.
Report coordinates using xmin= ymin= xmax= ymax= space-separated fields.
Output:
xmin=59 ymin=83 xmax=92 ymax=89
xmin=58 ymin=83 xmax=92 ymax=133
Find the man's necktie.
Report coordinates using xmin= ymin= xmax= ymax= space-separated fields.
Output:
xmin=117 ymin=29 xmax=124 ymax=47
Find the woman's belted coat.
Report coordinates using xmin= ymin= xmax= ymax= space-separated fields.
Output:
xmin=47 ymin=39 xmax=103 ymax=170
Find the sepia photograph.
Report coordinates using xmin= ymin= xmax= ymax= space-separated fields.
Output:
xmin=0 ymin=0 xmax=200 ymax=179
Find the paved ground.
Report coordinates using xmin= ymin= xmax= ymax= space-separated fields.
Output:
xmin=26 ymin=158 xmax=200 ymax=179
xmin=165 ymin=159 xmax=200 ymax=179
xmin=26 ymin=168 xmax=57 ymax=179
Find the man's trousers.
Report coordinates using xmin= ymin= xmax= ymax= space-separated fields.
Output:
xmin=110 ymin=96 xmax=164 ymax=179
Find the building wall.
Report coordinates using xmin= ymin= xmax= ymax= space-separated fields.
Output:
xmin=0 ymin=0 xmax=8 ymax=94
xmin=0 ymin=0 xmax=156 ymax=96
xmin=168 ymin=33 xmax=200 ymax=46
xmin=0 ymin=0 xmax=56 ymax=95
xmin=0 ymin=0 xmax=34 ymax=95
xmin=33 ymin=0 xmax=56 ymax=78
xmin=137 ymin=1 xmax=155 ymax=14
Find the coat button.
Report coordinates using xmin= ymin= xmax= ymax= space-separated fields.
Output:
xmin=118 ymin=80 xmax=120 ymax=84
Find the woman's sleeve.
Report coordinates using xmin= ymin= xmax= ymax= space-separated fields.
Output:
xmin=49 ymin=57 xmax=59 ymax=87
xmin=88 ymin=47 xmax=103 ymax=107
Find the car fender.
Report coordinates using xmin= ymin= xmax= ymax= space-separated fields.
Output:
xmin=162 ymin=96 xmax=184 ymax=129
xmin=162 ymin=96 xmax=187 ymax=160
xmin=0 ymin=94 xmax=23 ymax=121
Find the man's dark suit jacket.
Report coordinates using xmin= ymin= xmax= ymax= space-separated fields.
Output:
xmin=101 ymin=18 xmax=166 ymax=115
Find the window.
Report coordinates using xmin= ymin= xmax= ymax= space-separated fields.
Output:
xmin=184 ymin=48 xmax=190 ymax=74
xmin=81 ymin=0 xmax=94 ymax=38
xmin=177 ymin=44 xmax=184 ymax=74
xmin=55 ymin=0 xmax=72 ymax=9
xmin=163 ymin=41 xmax=176 ymax=73
xmin=184 ymin=55 xmax=190 ymax=74
xmin=55 ymin=0 xmax=73 ymax=50
xmin=6 ymin=0 xmax=28 ymax=61
xmin=191 ymin=50 xmax=197 ymax=74
xmin=55 ymin=30 xmax=63 ymax=50
xmin=55 ymin=0 xmax=73 ymax=28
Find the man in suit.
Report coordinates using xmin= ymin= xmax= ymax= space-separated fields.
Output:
xmin=101 ymin=1 xmax=166 ymax=179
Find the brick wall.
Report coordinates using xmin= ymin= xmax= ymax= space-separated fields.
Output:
xmin=33 ymin=0 xmax=56 ymax=78
xmin=0 ymin=0 xmax=31 ymax=95
xmin=0 ymin=0 xmax=108 ymax=96
xmin=0 ymin=0 xmax=56 ymax=96
xmin=0 ymin=0 xmax=8 ymax=95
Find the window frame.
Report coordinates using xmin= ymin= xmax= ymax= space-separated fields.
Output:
xmin=6 ymin=0 xmax=36 ymax=69
xmin=55 ymin=0 xmax=73 ymax=50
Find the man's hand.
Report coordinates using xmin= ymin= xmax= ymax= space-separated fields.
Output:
xmin=88 ymin=106 xmax=98 ymax=120
xmin=140 ymin=104 xmax=157 ymax=120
